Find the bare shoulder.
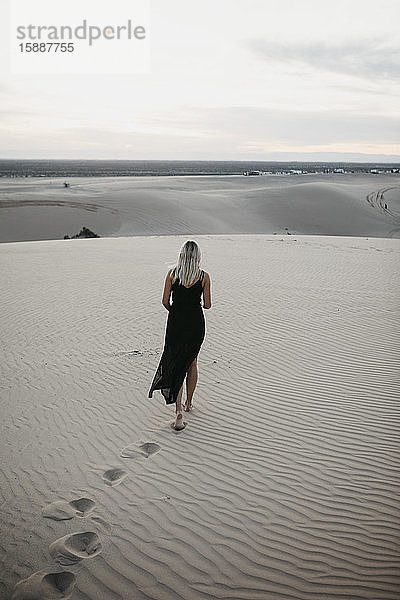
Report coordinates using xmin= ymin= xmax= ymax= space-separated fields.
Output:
xmin=164 ymin=268 xmax=174 ymax=284
xmin=202 ymin=270 xmax=210 ymax=284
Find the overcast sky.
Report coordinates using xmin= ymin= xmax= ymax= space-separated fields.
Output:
xmin=1 ymin=0 xmax=399 ymax=161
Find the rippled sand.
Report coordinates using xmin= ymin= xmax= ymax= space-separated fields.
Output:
xmin=1 ymin=234 xmax=399 ymax=599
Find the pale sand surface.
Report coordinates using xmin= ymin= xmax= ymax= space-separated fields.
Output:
xmin=1 ymin=234 xmax=399 ymax=599
xmin=0 ymin=173 xmax=399 ymax=242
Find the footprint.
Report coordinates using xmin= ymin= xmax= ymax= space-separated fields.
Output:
xmin=103 ymin=468 xmax=128 ymax=487
xmin=49 ymin=532 xmax=102 ymax=566
xmin=139 ymin=442 xmax=161 ymax=457
xmin=11 ymin=570 xmax=76 ymax=599
xmin=42 ymin=498 xmax=95 ymax=520
xmin=69 ymin=498 xmax=96 ymax=515
xmin=120 ymin=441 xmax=161 ymax=459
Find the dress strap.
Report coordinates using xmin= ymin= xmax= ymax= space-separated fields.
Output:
xmin=201 ymin=269 xmax=204 ymax=281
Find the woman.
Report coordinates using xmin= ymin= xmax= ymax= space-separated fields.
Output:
xmin=148 ymin=240 xmax=212 ymax=430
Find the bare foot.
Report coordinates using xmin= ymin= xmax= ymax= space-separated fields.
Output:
xmin=174 ymin=411 xmax=186 ymax=430
xmin=183 ymin=401 xmax=192 ymax=412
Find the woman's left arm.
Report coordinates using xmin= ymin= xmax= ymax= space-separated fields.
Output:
xmin=162 ymin=269 xmax=173 ymax=311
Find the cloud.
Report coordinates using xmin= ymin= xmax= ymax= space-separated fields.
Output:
xmin=146 ymin=106 xmax=400 ymax=145
xmin=249 ymin=37 xmax=400 ymax=81
xmin=0 ymin=125 xmax=222 ymax=159
xmin=1 ymin=107 xmax=399 ymax=159
xmin=0 ymin=108 xmax=34 ymax=118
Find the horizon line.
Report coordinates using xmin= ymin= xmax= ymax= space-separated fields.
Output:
xmin=1 ymin=157 xmax=400 ymax=164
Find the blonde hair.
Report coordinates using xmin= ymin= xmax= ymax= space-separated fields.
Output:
xmin=172 ymin=240 xmax=201 ymax=287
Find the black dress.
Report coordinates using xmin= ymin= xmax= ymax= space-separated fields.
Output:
xmin=148 ymin=269 xmax=206 ymax=405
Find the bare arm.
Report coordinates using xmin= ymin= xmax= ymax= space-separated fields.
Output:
xmin=162 ymin=269 xmax=173 ymax=311
xmin=202 ymin=272 xmax=212 ymax=309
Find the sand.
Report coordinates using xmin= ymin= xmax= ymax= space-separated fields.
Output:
xmin=1 ymin=231 xmax=399 ymax=600
xmin=0 ymin=173 xmax=399 ymax=243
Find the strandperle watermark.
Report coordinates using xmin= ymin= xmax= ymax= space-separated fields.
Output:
xmin=9 ymin=0 xmax=150 ymax=75
xmin=16 ymin=19 xmax=146 ymax=46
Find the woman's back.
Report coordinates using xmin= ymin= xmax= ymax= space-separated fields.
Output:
xmin=171 ymin=269 xmax=204 ymax=308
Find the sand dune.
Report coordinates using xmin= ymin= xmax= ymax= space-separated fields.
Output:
xmin=1 ymin=234 xmax=399 ymax=599
xmin=0 ymin=173 xmax=399 ymax=242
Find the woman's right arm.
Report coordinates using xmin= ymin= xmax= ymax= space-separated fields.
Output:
xmin=202 ymin=272 xmax=212 ymax=309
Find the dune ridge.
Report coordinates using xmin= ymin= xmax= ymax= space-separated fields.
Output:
xmin=0 ymin=234 xmax=399 ymax=599
xmin=0 ymin=173 xmax=399 ymax=242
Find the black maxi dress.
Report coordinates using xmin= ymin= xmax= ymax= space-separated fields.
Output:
xmin=148 ymin=269 xmax=206 ymax=405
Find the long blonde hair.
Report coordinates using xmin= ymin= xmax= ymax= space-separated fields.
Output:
xmin=172 ymin=240 xmax=201 ymax=287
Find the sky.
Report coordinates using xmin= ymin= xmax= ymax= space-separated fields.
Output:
xmin=1 ymin=0 xmax=399 ymax=161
